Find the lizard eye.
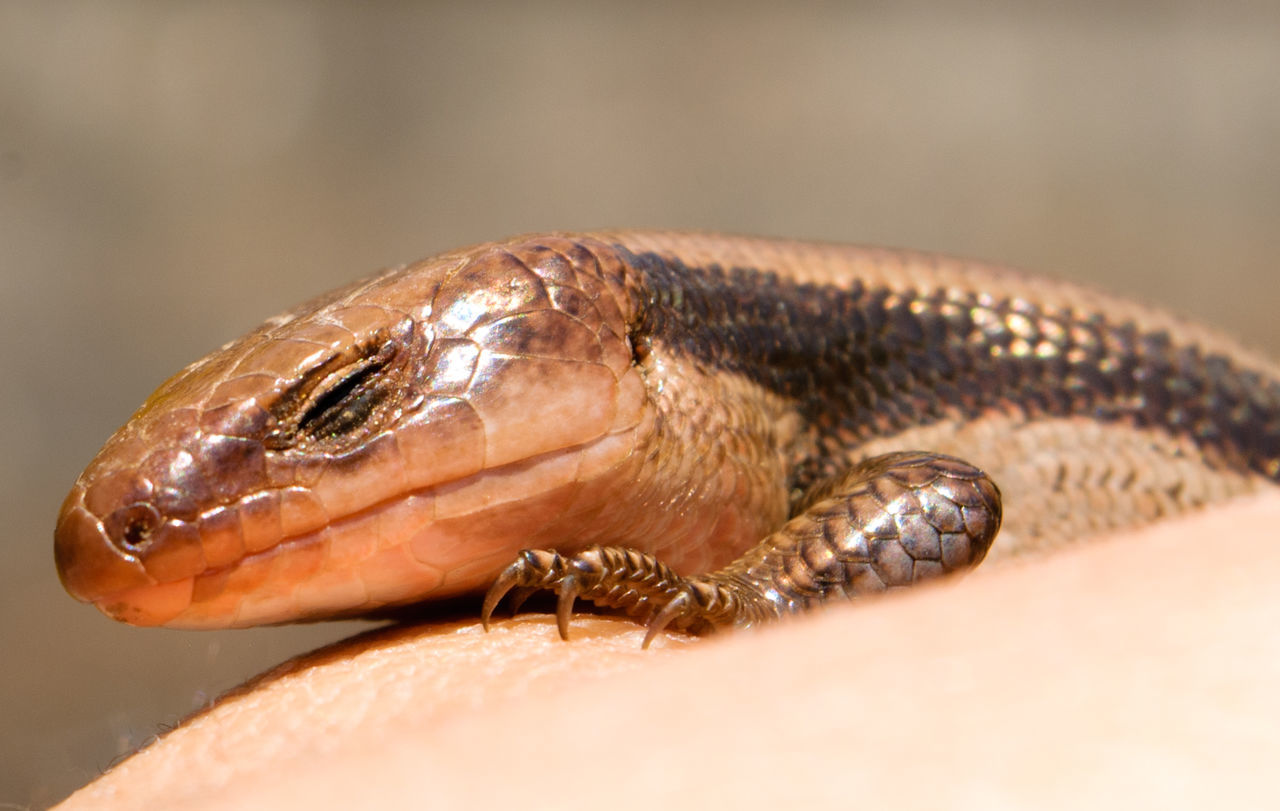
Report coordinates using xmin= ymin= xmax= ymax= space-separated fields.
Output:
xmin=267 ymin=337 xmax=401 ymax=450
xmin=296 ymin=341 xmax=396 ymax=441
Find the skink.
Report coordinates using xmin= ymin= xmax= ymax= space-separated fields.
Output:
xmin=54 ymin=232 xmax=1280 ymax=643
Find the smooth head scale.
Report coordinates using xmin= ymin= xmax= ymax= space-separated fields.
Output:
xmin=54 ymin=236 xmax=653 ymax=627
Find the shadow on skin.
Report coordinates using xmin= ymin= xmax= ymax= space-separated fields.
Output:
xmin=57 ymin=493 xmax=1280 ymax=810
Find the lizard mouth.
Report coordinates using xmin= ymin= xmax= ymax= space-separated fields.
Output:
xmin=84 ymin=520 xmax=353 ymax=629
xmin=81 ymin=433 xmax=630 ymax=628
xmin=93 ymin=578 xmax=195 ymax=627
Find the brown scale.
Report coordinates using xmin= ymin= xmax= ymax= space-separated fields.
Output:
xmin=628 ymin=253 xmax=1280 ymax=487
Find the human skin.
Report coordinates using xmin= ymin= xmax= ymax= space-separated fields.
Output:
xmin=57 ymin=492 xmax=1280 ymax=810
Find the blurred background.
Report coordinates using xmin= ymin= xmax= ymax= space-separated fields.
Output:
xmin=3 ymin=1 xmax=1278 ymax=805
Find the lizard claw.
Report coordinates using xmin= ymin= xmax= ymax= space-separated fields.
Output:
xmin=643 ymin=588 xmax=693 ymax=649
xmin=555 ymin=575 xmax=580 ymax=640
xmin=480 ymin=567 xmax=517 ymax=631
xmin=481 ymin=550 xmax=563 ymax=631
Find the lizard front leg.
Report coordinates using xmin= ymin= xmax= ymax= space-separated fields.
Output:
xmin=482 ymin=451 xmax=1002 ymax=647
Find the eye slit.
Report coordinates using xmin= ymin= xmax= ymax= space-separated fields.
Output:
xmin=298 ymin=363 xmax=377 ymax=433
xmin=295 ymin=341 xmax=396 ymax=442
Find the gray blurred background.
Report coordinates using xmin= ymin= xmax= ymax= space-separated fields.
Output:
xmin=3 ymin=1 xmax=1278 ymax=806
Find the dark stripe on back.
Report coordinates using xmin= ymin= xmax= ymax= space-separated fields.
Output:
xmin=626 ymin=250 xmax=1280 ymax=486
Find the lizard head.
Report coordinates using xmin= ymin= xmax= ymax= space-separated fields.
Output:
xmin=55 ymin=236 xmax=647 ymax=627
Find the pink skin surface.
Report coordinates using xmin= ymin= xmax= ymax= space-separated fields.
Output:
xmin=55 ymin=493 xmax=1280 ymax=810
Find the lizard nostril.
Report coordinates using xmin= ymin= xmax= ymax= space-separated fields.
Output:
xmin=123 ymin=519 xmax=150 ymax=548
xmin=104 ymin=503 xmax=161 ymax=553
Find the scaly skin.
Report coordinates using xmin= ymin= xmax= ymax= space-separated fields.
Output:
xmin=54 ymin=232 xmax=1280 ymax=633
